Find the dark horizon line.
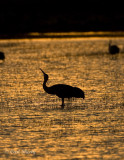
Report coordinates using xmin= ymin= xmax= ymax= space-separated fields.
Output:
xmin=1 ymin=31 xmax=124 ymax=39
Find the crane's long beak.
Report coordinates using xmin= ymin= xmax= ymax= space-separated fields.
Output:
xmin=39 ymin=68 xmax=45 ymax=75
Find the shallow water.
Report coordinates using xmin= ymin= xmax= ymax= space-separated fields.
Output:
xmin=0 ymin=37 xmax=124 ymax=160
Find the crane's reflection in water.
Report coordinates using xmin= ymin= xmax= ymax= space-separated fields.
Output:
xmin=0 ymin=38 xmax=124 ymax=159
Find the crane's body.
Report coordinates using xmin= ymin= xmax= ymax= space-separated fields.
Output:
xmin=109 ymin=41 xmax=119 ymax=54
xmin=40 ymin=69 xmax=85 ymax=108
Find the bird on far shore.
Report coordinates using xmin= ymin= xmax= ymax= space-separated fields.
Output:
xmin=40 ymin=68 xmax=85 ymax=109
xmin=109 ymin=40 xmax=120 ymax=54
xmin=0 ymin=52 xmax=5 ymax=61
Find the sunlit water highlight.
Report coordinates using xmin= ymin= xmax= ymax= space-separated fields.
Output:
xmin=0 ymin=38 xmax=124 ymax=159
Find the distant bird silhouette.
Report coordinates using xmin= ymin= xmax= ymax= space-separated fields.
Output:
xmin=0 ymin=52 xmax=5 ymax=61
xmin=40 ymin=68 xmax=85 ymax=109
xmin=109 ymin=40 xmax=120 ymax=54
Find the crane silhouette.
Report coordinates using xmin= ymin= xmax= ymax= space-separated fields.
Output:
xmin=0 ymin=52 xmax=5 ymax=61
xmin=40 ymin=68 xmax=85 ymax=109
xmin=109 ymin=40 xmax=120 ymax=54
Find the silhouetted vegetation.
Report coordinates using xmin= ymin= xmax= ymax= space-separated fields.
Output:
xmin=0 ymin=0 xmax=124 ymax=37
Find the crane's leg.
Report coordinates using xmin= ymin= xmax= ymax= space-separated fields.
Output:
xmin=61 ymin=98 xmax=65 ymax=109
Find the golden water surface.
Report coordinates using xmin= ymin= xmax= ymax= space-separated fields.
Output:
xmin=0 ymin=37 xmax=124 ymax=159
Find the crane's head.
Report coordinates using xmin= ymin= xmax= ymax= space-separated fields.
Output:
xmin=40 ymin=68 xmax=49 ymax=81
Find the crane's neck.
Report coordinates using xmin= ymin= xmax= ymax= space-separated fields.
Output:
xmin=43 ymin=78 xmax=50 ymax=93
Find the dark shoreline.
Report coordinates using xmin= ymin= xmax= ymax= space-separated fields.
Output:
xmin=1 ymin=31 xmax=124 ymax=39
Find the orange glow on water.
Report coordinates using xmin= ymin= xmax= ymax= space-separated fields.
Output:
xmin=0 ymin=37 xmax=124 ymax=159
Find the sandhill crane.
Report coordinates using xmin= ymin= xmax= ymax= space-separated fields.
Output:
xmin=40 ymin=68 xmax=85 ymax=109
xmin=109 ymin=40 xmax=119 ymax=54
xmin=0 ymin=52 xmax=5 ymax=61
